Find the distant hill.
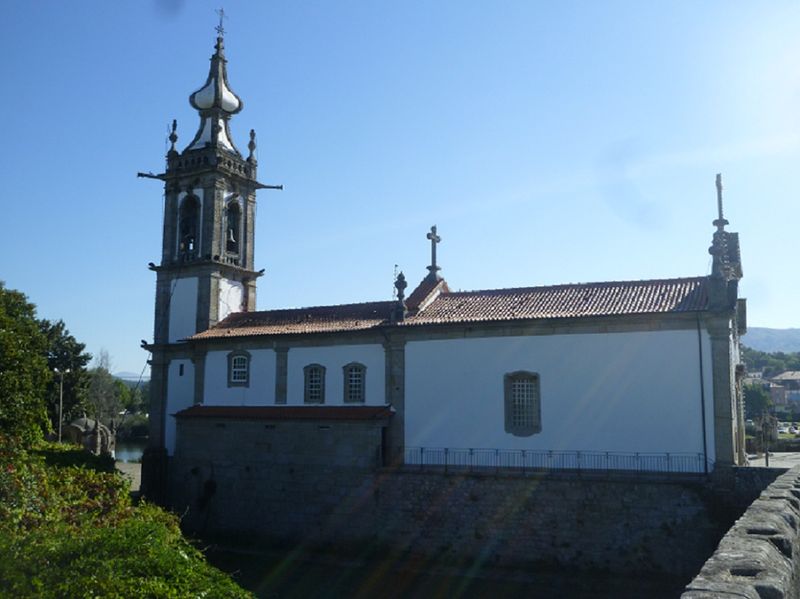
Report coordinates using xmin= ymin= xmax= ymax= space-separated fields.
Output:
xmin=743 ymin=328 xmax=800 ymax=353
xmin=114 ymin=371 xmax=149 ymax=382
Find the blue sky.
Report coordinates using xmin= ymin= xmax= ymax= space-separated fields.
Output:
xmin=2 ymin=1 xmax=798 ymax=375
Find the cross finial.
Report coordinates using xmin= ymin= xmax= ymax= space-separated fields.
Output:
xmin=215 ymin=8 xmax=227 ymax=37
xmin=426 ymin=225 xmax=441 ymax=277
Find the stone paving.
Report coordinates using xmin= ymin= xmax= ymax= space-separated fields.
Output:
xmin=747 ymin=451 xmax=800 ymax=469
xmin=116 ymin=461 xmax=141 ymax=493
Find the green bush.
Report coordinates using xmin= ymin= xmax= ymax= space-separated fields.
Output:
xmin=0 ymin=436 xmax=251 ymax=598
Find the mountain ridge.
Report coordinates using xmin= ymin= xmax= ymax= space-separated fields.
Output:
xmin=742 ymin=327 xmax=800 ymax=353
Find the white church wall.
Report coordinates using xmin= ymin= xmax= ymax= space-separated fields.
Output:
xmin=203 ymin=348 xmax=277 ymax=405
xmin=286 ymin=345 xmax=386 ymax=405
xmin=218 ymin=277 xmax=244 ymax=321
xmin=168 ymin=277 xmax=198 ymax=342
xmin=405 ymin=329 xmax=715 ymax=465
xmin=166 ymin=359 xmax=195 ymax=455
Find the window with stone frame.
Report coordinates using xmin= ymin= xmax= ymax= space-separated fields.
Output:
xmin=227 ymin=350 xmax=250 ymax=387
xmin=304 ymin=364 xmax=326 ymax=404
xmin=504 ymin=371 xmax=541 ymax=436
xmin=343 ymin=362 xmax=366 ymax=403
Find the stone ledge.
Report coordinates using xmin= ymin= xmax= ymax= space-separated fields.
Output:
xmin=683 ymin=466 xmax=800 ymax=599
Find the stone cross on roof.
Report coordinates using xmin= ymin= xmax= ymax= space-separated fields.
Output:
xmin=426 ymin=225 xmax=441 ymax=277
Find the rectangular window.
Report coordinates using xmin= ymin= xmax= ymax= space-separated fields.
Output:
xmin=504 ymin=371 xmax=541 ymax=436
xmin=343 ymin=363 xmax=366 ymax=403
xmin=227 ymin=351 xmax=250 ymax=387
xmin=304 ymin=364 xmax=325 ymax=404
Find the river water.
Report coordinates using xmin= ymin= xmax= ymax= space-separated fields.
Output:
xmin=205 ymin=545 xmax=688 ymax=598
xmin=115 ymin=439 xmax=147 ymax=463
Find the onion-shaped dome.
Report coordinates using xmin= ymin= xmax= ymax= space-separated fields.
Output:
xmin=185 ymin=35 xmax=243 ymax=154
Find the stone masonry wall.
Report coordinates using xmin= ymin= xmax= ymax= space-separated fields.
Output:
xmin=169 ymin=419 xmax=734 ymax=578
xmin=683 ymin=466 xmax=800 ymax=599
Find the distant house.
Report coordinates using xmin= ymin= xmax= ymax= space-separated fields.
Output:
xmin=771 ymin=371 xmax=800 ymax=391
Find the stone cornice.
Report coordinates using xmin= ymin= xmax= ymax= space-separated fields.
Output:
xmin=185 ymin=310 xmax=713 ymax=353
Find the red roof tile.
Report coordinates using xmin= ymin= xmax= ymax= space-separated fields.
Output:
xmin=174 ymin=405 xmax=394 ymax=421
xmin=405 ymin=277 xmax=708 ymax=325
xmin=192 ymin=301 xmax=395 ymax=339
xmin=191 ymin=277 xmax=709 ymax=339
xmin=406 ymin=275 xmax=449 ymax=311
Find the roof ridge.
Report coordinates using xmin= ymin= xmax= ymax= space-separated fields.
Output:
xmin=227 ymin=299 xmax=396 ymax=318
xmin=443 ymin=276 xmax=706 ymax=297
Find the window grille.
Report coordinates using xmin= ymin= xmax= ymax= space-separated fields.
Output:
xmin=343 ymin=363 xmax=366 ymax=403
xmin=504 ymin=371 xmax=541 ymax=436
xmin=304 ymin=364 xmax=326 ymax=404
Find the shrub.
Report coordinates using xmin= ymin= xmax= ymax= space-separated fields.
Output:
xmin=0 ymin=436 xmax=251 ymax=598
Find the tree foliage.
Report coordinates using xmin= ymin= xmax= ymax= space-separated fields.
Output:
xmin=0 ymin=283 xmax=50 ymax=444
xmin=40 ymin=319 xmax=92 ymax=432
xmin=741 ymin=345 xmax=800 ymax=378
xmin=87 ymin=350 xmax=129 ymax=425
xmin=743 ymin=383 xmax=772 ymax=420
xmin=0 ymin=437 xmax=251 ymax=598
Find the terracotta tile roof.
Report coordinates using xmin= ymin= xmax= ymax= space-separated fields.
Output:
xmin=192 ymin=301 xmax=395 ymax=339
xmin=174 ymin=405 xmax=394 ymax=421
xmin=406 ymin=275 xmax=449 ymax=311
xmin=772 ymin=371 xmax=800 ymax=382
xmin=404 ymin=276 xmax=709 ymax=325
xmin=190 ymin=277 xmax=708 ymax=340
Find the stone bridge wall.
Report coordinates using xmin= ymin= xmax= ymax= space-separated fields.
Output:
xmin=684 ymin=466 xmax=800 ymax=598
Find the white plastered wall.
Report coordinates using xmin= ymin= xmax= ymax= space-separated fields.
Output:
xmin=286 ymin=345 xmax=386 ymax=405
xmin=405 ymin=329 xmax=715 ymax=461
xmin=168 ymin=277 xmax=198 ymax=342
xmin=166 ymin=359 xmax=195 ymax=455
xmin=218 ymin=277 xmax=244 ymax=321
xmin=203 ymin=349 xmax=276 ymax=405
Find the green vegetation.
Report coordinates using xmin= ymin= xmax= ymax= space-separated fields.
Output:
xmin=743 ymin=383 xmax=771 ymax=420
xmin=0 ymin=283 xmax=51 ymax=444
xmin=0 ymin=438 xmax=251 ymax=598
xmin=741 ymin=345 xmax=800 ymax=379
xmin=0 ymin=283 xmax=248 ymax=598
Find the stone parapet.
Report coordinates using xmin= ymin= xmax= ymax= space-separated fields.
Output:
xmin=683 ymin=466 xmax=800 ymax=599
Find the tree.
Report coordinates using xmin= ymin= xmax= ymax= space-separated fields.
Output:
xmin=87 ymin=350 xmax=127 ymax=425
xmin=744 ymin=383 xmax=772 ymax=420
xmin=40 ymin=319 xmax=92 ymax=433
xmin=0 ymin=283 xmax=50 ymax=443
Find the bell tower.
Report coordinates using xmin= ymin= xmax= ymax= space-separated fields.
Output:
xmin=139 ymin=24 xmax=280 ymax=502
xmin=151 ymin=32 xmax=265 ymax=345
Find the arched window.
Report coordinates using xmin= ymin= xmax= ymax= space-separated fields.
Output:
xmin=179 ymin=196 xmax=200 ymax=259
xmin=227 ymin=350 xmax=250 ymax=387
xmin=503 ymin=371 xmax=541 ymax=436
xmin=225 ymin=200 xmax=241 ymax=254
xmin=304 ymin=364 xmax=326 ymax=404
xmin=343 ymin=362 xmax=366 ymax=403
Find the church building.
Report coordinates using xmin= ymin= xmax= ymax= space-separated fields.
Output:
xmin=140 ymin=29 xmax=747 ymax=505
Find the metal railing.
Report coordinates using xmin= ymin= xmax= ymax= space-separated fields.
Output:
xmin=404 ymin=447 xmax=710 ymax=475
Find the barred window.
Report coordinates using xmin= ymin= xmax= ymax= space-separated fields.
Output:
xmin=504 ymin=371 xmax=541 ymax=436
xmin=343 ymin=362 xmax=366 ymax=403
xmin=304 ymin=364 xmax=326 ymax=404
xmin=227 ymin=351 xmax=251 ymax=387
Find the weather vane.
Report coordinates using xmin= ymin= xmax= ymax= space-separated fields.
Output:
xmin=215 ymin=8 xmax=227 ymax=37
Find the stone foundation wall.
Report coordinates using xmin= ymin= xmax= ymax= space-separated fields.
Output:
xmin=169 ymin=418 xmax=738 ymax=578
xmin=683 ymin=466 xmax=800 ymax=599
